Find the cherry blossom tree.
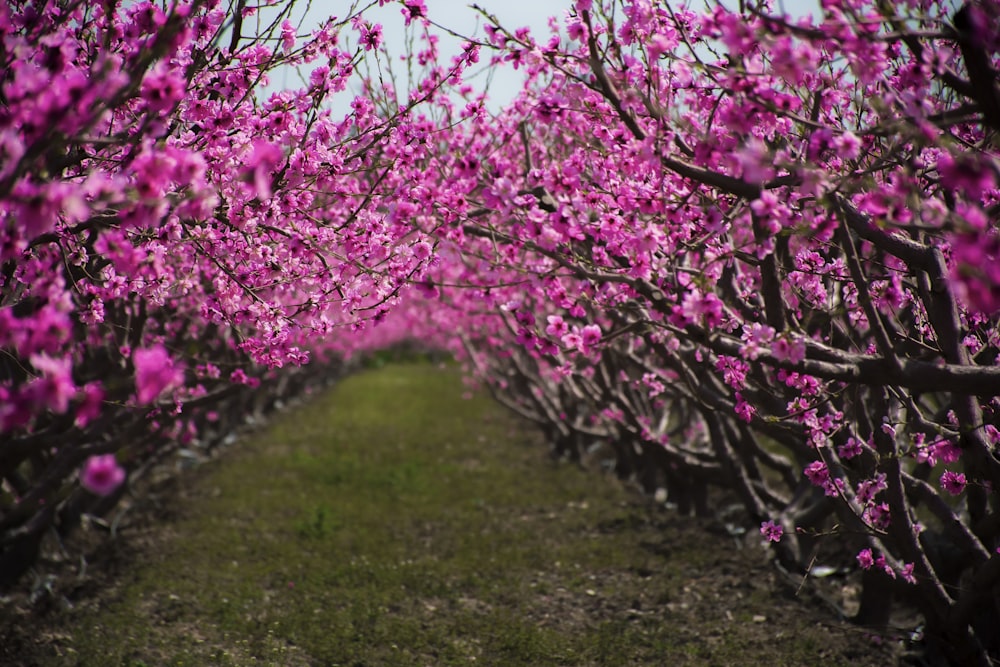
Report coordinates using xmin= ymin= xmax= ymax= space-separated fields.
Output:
xmin=405 ymin=1 xmax=1000 ymax=663
xmin=0 ymin=0 xmax=470 ymax=585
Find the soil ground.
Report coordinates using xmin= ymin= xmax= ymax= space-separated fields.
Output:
xmin=0 ymin=363 xmax=899 ymax=666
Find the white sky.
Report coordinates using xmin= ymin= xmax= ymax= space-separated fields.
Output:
xmin=260 ymin=0 xmax=824 ymax=115
xmin=260 ymin=0 xmax=561 ymax=114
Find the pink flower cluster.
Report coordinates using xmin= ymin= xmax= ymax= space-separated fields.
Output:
xmin=0 ymin=0 xmax=479 ymax=584
xmin=418 ymin=2 xmax=1000 ymax=661
xmin=80 ymin=455 xmax=126 ymax=497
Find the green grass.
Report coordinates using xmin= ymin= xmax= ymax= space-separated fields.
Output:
xmin=42 ymin=363 xmax=890 ymax=666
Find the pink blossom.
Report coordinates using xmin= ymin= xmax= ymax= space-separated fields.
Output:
xmin=864 ymin=502 xmax=891 ymax=530
xmin=243 ymin=140 xmax=283 ymax=199
xmin=567 ymin=19 xmax=587 ymax=41
xmin=804 ymin=460 xmax=841 ymax=497
xmin=28 ymin=354 xmax=76 ymax=414
xmin=561 ymin=331 xmax=583 ymax=350
xmin=857 ymin=548 xmax=875 ymax=570
xmin=940 ymin=470 xmax=967 ymax=496
xmin=280 ymin=20 xmax=296 ymax=51
xmin=401 ymin=1 xmax=427 ymax=25
xmin=760 ymin=520 xmax=783 ymax=543
xmin=647 ymin=31 xmax=678 ymax=60
xmin=740 ymin=322 xmax=775 ymax=360
xmin=734 ymin=393 xmax=756 ymax=423
xmin=414 ymin=280 xmax=439 ymax=298
xmin=714 ymin=9 xmax=755 ymax=55
xmin=856 ymin=473 xmax=887 ymax=505
xmin=141 ymin=63 xmax=186 ymax=113
xmin=641 ymin=372 xmax=665 ymax=397
xmin=735 ymin=141 xmax=774 ymax=184
xmin=937 ymin=153 xmax=996 ymax=201
xmin=804 ymin=460 xmax=829 ymax=487
xmin=836 ymin=132 xmax=862 ymax=159
xmin=875 ymin=553 xmax=896 ymax=579
xmin=230 ymin=368 xmax=259 ymax=387
xmin=80 ymin=455 xmax=125 ymax=496
xmin=411 ymin=241 xmax=433 ymax=260
xmin=545 ymin=315 xmax=569 ymax=337
xmin=771 ymin=335 xmax=806 ymax=364
xmin=717 ymin=356 xmax=748 ymax=389
xmin=357 ymin=20 xmax=382 ymax=51
xmin=74 ymin=382 xmax=105 ymax=428
xmin=580 ymin=324 xmax=602 ymax=348
xmin=134 ymin=345 xmax=184 ymax=405
xmin=950 ymin=230 xmax=1000 ymax=314
xmin=681 ymin=290 xmax=724 ymax=328
xmin=932 ymin=439 xmax=962 ymax=464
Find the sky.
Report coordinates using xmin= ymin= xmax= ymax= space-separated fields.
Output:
xmin=260 ymin=0 xmax=562 ymax=114
xmin=258 ymin=0 xmax=826 ymax=116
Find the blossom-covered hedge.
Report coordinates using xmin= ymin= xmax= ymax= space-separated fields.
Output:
xmin=400 ymin=1 xmax=1000 ymax=663
xmin=0 ymin=0 xmax=468 ymax=585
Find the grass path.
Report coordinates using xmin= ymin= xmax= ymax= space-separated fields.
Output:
xmin=10 ymin=363 xmax=892 ymax=666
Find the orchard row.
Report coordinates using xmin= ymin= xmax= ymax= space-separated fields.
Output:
xmin=2 ymin=0 xmax=999 ymax=663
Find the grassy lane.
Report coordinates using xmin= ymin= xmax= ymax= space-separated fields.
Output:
xmin=20 ymin=363 xmax=891 ymax=666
